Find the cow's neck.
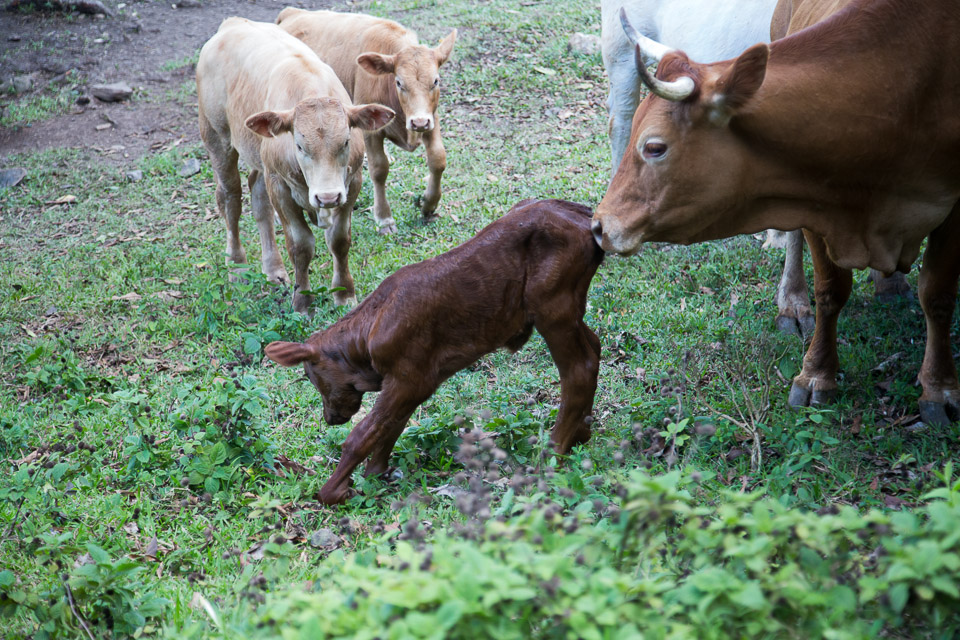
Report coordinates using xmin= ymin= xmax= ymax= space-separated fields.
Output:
xmin=321 ymin=314 xmax=381 ymax=385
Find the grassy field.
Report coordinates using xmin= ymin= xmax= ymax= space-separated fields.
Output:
xmin=2 ymin=0 xmax=960 ymax=637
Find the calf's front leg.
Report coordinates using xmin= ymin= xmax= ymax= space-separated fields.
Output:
xmin=789 ymin=230 xmax=852 ymax=408
xmin=249 ymin=169 xmax=289 ymax=286
xmin=318 ymin=382 xmax=427 ymax=505
xmin=325 ymin=173 xmax=359 ymax=307
xmin=268 ymin=178 xmax=315 ymax=314
xmin=419 ymin=125 xmax=446 ymax=219
xmin=364 ymin=131 xmax=396 ymax=235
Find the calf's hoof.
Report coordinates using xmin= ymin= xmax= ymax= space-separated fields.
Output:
xmin=415 ymin=194 xmax=440 ymax=220
xmin=776 ymin=313 xmax=815 ymax=339
xmin=333 ymin=292 xmax=358 ymax=308
xmin=265 ymin=268 xmax=290 ymax=286
xmin=377 ymin=217 xmax=398 ymax=235
xmin=788 ymin=381 xmax=837 ymax=408
xmin=292 ymin=293 xmax=315 ymax=316
xmin=316 ymin=485 xmax=354 ymax=506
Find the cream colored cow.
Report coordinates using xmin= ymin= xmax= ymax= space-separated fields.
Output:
xmin=197 ymin=18 xmax=394 ymax=311
xmin=277 ymin=8 xmax=456 ymax=235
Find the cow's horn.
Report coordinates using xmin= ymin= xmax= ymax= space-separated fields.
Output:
xmin=619 ymin=7 xmax=672 ymax=62
xmin=620 ymin=8 xmax=695 ymax=101
xmin=635 ymin=52 xmax=696 ymax=101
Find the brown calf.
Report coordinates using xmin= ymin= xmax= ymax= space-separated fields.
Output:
xmin=277 ymin=8 xmax=456 ymax=234
xmin=265 ymin=199 xmax=604 ymax=505
xmin=197 ymin=18 xmax=395 ymax=311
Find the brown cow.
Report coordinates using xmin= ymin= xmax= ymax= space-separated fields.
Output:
xmin=592 ymin=2 xmax=960 ymax=425
xmin=277 ymin=8 xmax=456 ymax=235
xmin=197 ymin=18 xmax=395 ymax=312
xmin=768 ymin=0 xmax=912 ymax=337
xmin=265 ymin=199 xmax=604 ymax=505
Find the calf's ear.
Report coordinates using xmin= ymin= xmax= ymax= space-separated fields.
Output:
xmin=347 ymin=104 xmax=396 ymax=131
xmin=357 ymin=52 xmax=396 ymax=75
xmin=245 ymin=109 xmax=295 ymax=137
xmin=434 ymin=29 xmax=457 ymax=66
xmin=264 ymin=341 xmax=318 ymax=367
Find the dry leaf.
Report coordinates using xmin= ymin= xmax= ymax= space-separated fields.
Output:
xmin=46 ymin=195 xmax=77 ymax=206
xmin=111 ymin=292 xmax=142 ymax=302
xmin=533 ymin=65 xmax=556 ymax=76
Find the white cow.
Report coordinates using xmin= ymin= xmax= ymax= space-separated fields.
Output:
xmin=602 ymin=0 xmax=779 ymax=174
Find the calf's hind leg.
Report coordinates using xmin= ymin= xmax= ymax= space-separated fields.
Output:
xmin=537 ymin=317 xmax=602 ymax=454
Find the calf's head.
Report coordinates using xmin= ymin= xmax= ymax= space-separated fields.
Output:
xmin=265 ymin=340 xmax=379 ymax=425
xmin=357 ymin=30 xmax=457 ymax=133
xmin=246 ymin=98 xmax=394 ymax=211
xmin=592 ymin=10 xmax=770 ymax=254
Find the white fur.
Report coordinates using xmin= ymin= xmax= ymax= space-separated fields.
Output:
xmin=601 ymin=0 xmax=778 ymax=173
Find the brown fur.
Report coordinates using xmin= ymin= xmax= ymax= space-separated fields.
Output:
xmin=593 ymin=0 xmax=960 ymax=424
xmin=277 ymin=8 xmax=457 ymax=232
xmin=266 ymin=199 xmax=605 ymax=505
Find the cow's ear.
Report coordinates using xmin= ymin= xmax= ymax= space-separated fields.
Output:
xmin=245 ymin=109 xmax=294 ymax=137
xmin=434 ymin=29 xmax=457 ymax=66
xmin=347 ymin=104 xmax=396 ymax=131
xmin=264 ymin=341 xmax=319 ymax=367
xmin=357 ymin=52 xmax=396 ymax=75
xmin=710 ymin=43 xmax=768 ymax=124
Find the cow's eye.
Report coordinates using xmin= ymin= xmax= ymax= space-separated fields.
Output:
xmin=642 ymin=138 xmax=668 ymax=160
xmin=296 ymin=142 xmax=303 ymax=153
xmin=433 ymin=77 xmax=440 ymax=87
xmin=396 ymin=78 xmax=403 ymax=90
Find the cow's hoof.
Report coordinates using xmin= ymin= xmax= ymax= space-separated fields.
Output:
xmin=776 ymin=313 xmax=815 ymax=339
xmin=377 ymin=217 xmax=397 ymax=235
xmin=872 ymin=271 xmax=913 ymax=302
xmin=919 ymin=398 xmax=960 ymax=426
xmin=788 ymin=382 xmax=837 ymax=408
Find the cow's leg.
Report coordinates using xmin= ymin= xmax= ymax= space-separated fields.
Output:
xmin=917 ymin=208 xmax=960 ymax=425
xmin=325 ymin=175 xmax=358 ymax=307
xmin=268 ymin=178 xmax=315 ymax=314
xmin=318 ymin=383 xmax=427 ymax=505
xmin=775 ymin=230 xmax=815 ymax=338
xmin=419 ymin=124 xmax=446 ymax=220
xmin=870 ymin=269 xmax=913 ymax=302
xmin=536 ymin=317 xmax=601 ymax=454
xmin=200 ymin=122 xmax=246 ymax=278
xmin=364 ymin=131 xmax=395 ymax=235
xmin=789 ymin=231 xmax=852 ymax=407
xmin=604 ymin=53 xmax=641 ymax=176
xmin=248 ymin=169 xmax=289 ymax=286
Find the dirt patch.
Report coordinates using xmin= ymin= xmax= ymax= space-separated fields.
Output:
xmin=0 ymin=0 xmax=338 ymax=163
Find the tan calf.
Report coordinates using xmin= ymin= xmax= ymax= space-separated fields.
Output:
xmin=277 ymin=8 xmax=456 ymax=234
xmin=196 ymin=18 xmax=394 ymax=311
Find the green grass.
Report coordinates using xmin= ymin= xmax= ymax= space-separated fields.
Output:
xmin=2 ymin=0 xmax=960 ymax=637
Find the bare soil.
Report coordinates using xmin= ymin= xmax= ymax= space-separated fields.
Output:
xmin=0 ymin=0 xmax=337 ymax=163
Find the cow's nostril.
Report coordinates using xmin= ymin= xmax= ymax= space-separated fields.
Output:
xmin=591 ymin=220 xmax=604 ymax=246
